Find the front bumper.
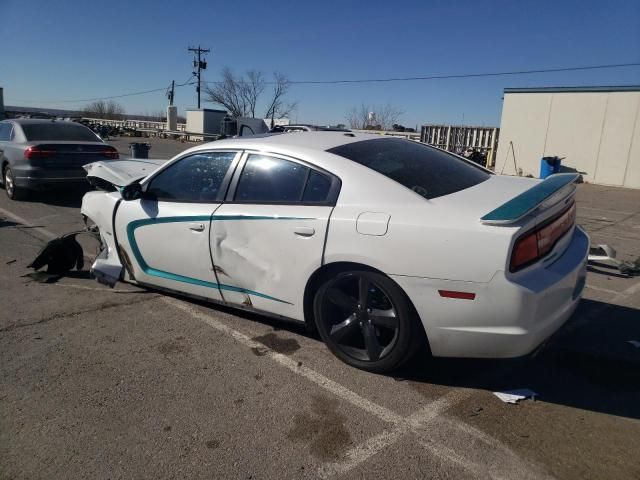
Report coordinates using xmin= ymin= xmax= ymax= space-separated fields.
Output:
xmin=392 ymin=226 xmax=589 ymax=358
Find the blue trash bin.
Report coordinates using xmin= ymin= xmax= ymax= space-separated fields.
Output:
xmin=540 ymin=156 xmax=562 ymax=179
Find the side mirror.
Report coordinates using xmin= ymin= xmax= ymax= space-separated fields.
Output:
xmin=120 ymin=181 xmax=143 ymax=201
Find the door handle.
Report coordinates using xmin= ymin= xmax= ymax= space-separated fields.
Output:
xmin=293 ymin=226 xmax=315 ymax=237
xmin=189 ymin=222 xmax=205 ymax=232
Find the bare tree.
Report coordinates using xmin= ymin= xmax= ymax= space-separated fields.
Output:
xmin=205 ymin=68 xmax=253 ymax=117
xmin=83 ymin=100 xmax=125 ymax=120
xmin=205 ymin=68 xmax=296 ymax=123
xmin=241 ymin=70 xmax=265 ymax=118
xmin=346 ymin=103 xmax=404 ymax=131
xmin=264 ymin=72 xmax=297 ymax=127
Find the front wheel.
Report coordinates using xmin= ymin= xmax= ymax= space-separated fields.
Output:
xmin=313 ymin=270 xmax=424 ymax=373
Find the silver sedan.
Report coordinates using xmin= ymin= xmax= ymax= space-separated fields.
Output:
xmin=0 ymin=118 xmax=119 ymax=200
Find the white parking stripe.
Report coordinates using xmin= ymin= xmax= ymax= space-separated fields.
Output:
xmin=585 ymin=284 xmax=620 ymax=295
xmin=163 ymin=297 xmax=405 ymax=425
xmin=318 ymin=425 xmax=407 ymax=478
xmin=0 ymin=206 xmax=58 ymax=239
xmin=164 ymin=296 xmax=544 ymax=479
xmin=613 ymin=281 xmax=640 ymax=302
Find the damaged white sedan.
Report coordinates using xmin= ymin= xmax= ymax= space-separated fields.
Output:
xmin=79 ymin=133 xmax=589 ymax=372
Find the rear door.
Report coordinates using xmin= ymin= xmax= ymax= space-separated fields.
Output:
xmin=210 ymin=151 xmax=340 ymax=320
xmin=114 ymin=150 xmax=240 ymax=301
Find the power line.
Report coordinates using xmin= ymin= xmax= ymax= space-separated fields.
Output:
xmin=204 ymin=62 xmax=640 ymax=85
xmin=11 ymin=62 xmax=640 ymax=105
xmin=14 ymin=79 xmax=197 ymax=104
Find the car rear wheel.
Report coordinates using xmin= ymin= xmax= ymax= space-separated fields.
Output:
xmin=3 ymin=166 xmax=26 ymax=200
xmin=314 ymin=270 xmax=424 ymax=373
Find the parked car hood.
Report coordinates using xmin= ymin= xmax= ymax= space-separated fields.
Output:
xmin=83 ymin=159 xmax=167 ymax=187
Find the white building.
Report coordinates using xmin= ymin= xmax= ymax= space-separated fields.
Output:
xmin=496 ymin=86 xmax=640 ymax=189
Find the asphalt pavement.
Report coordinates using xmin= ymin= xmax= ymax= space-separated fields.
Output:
xmin=1 ymin=142 xmax=640 ymax=479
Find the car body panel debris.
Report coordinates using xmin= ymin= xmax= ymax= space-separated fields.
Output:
xmin=588 ymin=244 xmax=640 ymax=277
xmin=493 ymin=388 xmax=538 ymax=404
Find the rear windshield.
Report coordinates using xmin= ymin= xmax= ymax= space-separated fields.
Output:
xmin=21 ymin=123 xmax=101 ymax=142
xmin=327 ymin=138 xmax=490 ymax=200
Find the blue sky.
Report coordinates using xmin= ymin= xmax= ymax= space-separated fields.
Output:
xmin=1 ymin=0 xmax=639 ymax=127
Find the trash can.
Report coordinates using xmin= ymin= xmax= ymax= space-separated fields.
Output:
xmin=129 ymin=142 xmax=151 ymax=159
xmin=540 ymin=156 xmax=562 ymax=179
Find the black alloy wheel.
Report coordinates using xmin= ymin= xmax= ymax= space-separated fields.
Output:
xmin=314 ymin=270 xmax=423 ymax=372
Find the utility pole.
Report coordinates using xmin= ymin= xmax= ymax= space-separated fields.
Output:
xmin=167 ymin=80 xmax=175 ymax=106
xmin=188 ymin=45 xmax=210 ymax=109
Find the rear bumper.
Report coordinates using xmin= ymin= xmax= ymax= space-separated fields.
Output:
xmin=13 ymin=166 xmax=87 ymax=188
xmin=392 ymin=226 xmax=589 ymax=358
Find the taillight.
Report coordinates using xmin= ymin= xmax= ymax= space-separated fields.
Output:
xmin=24 ymin=146 xmax=53 ymax=160
xmin=510 ymin=232 xmax=539 ymax=271
xmin=101 ymin=147 xmax=119 ymax=159
xmin=510 ymin=203 xmax=576 ymax=272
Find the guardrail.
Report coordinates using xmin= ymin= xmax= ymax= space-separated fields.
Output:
xmin=352 ymin=129 xmax=421 ymax=140
xmin=82 ymin=117 xmax=187 ymax=132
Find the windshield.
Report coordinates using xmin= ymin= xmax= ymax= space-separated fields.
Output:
xmin=327 ymin=138 xmax=490 ymax=199
xmin=21 ymin=123 xmax=102 ymax=142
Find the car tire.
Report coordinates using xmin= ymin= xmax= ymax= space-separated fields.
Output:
xmin=3 ymin=165 xmax=26 ymax=200
xmin=313 ymin=270 xmax=425 ymax=373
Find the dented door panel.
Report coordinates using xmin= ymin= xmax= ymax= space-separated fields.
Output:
xmin=210 ymin=204 xmax=332 ymax=321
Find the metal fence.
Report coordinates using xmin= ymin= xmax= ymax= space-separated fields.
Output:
xmin=420 ymin=124 xmax=500 ymax=168
xmin=82 ymin=117 xmax=187 ymax=132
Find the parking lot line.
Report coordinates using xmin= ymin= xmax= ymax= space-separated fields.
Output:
xmin=579 ymin=206 xmax=636 ymax=215
xmin=163 ymin=296 xmax=405 ymax=425
xmin=613 ymin=280 xmax=640 ymax=302
xmin=586 ymin=284 xmax=621 ymax=295
xmin=0 ymin=205 xmax=58 ymax=240
xmin=163 ymin=296 xmax=544 ymax=479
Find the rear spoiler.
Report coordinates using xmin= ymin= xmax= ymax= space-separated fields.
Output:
xmin=480 ymin=173 xmax=579 ymax=225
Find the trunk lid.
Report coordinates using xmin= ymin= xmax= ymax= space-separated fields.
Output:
xmin=430 ymin=173 xmax=579 ymax=274
xmin=26 ymin=141 xmax=118 ymax=168
xmin=430 ymin=173 xmax=578 ymax=228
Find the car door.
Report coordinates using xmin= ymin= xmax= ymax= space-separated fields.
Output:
xmin=210 ymin=151 xmax=340 ymax=321
xmin=114 ymin=150 xmax=240 ymax=301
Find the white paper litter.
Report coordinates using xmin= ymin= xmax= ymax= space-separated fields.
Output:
xmin=627 ymin=340 xmax=640 ymax=348
xmin=493 ymin=388 xmax=538 ymax=404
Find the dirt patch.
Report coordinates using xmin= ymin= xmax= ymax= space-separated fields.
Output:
xmin=252 ymin=333 xmax=300 ymax=356
xmin=205 ymin=439 xmax=220 ymax=449
xmin=286 ymin=394 xmax=352 ymax=461
xmin=157 ymin=337 xmax=189 ymax=355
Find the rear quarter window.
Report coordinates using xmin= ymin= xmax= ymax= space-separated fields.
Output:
xmin=327 ymin=138 xmax=490 ymax=199
xmin=21 ymin=123 xmax=101 ymax=142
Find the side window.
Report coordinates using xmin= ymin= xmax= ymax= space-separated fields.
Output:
xmin=146 ymin=152 xmax=236 ymax=202
xmin=0 ymin=123 xmax=9 ymax=141
xmin=235 ymin=154 xmax=309 ymax=203
xmin=302 ymin=170 xmax=332 ymax=202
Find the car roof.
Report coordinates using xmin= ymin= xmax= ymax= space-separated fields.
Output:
xmin=196 ymin=131 xmax=384 ymax=153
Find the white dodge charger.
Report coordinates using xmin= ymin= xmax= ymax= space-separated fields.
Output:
xmin=81 ymin=132 xmax=589 ymax=372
